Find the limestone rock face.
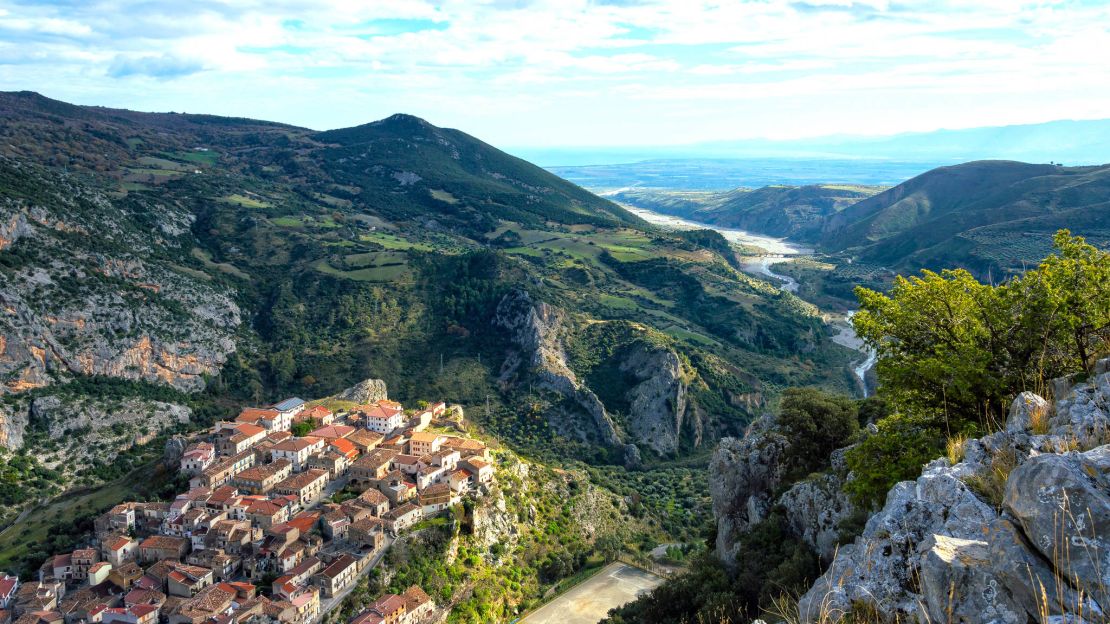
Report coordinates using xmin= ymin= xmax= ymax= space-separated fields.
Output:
xmin=1003 ymin=445 xmax=1110 ymax=609
xmin=621 ymin=344 xmax=689 ymax=456
xmin=1006 ymin=390 xmax=1049 ymax=432
xmin=919 ymin=534 xmax=1027 ymax=624
xmin=335 ymin=378 xmax=389 ymax=404
xmin=709 ymin=415 xmax=788 ymax=567
xmin=494 ymin=289 xmax=621 ymax=446
xmin=794 ymin=367 xmax=1110 ymax=623
xmin=0 ymin=404 xmax=28 ymax=449
xmin=0 ymin=162 xmax=240 ymax=413
xmin=164 ymin=435 xmax=187 ymax=469
xmin=778 ymin=472 xmax=854 ymax=562
xmin=24 ymin=394 xmax=191 ymax=472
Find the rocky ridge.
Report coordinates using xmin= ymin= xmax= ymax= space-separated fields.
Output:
xmin=494 ymin=288 xmax=697 ymax=461
xmin=782 ymin=367 xmax=1109 ymax=621
xmin=0 ymin=159 xmax=239 ymax=409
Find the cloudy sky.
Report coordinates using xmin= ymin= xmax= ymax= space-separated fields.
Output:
xmin=1 ymin=0 xmax=1108 ymax=147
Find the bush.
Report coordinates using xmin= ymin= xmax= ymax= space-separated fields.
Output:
xmin=843 ymin=413 xmax=944 ymax=509
xmin=777 ymin=388 xmax=859 ymax=479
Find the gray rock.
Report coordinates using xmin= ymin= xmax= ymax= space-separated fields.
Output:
xmin=620 ymin=344 xmax=689 ymax=456
xmin=1049 ymin=371 xmax=1110 ymax=448
xmin=335 ymin=378 xmax=388 ymax=404
xmin=164 ymin=435 xmax=187 ymax=469
xmin=0 ymin=403 xmax=28 ymax=449
xmin=709 ymin=417 xmax=788 ymax=568
xmin=779 ymin=472 xmax=855 ymax=562
xmin=1003 ymin=445 xmax=1110 ymax=609
xmin=623 ymin=444 xmax=642 ymax=469
xmin=1007 ymin=391 xmax=1050 ymax=433
xmin=920 ymin=534 xmax=1026 ymax=624
xmin=797 ymin=463 xmax=997 ymax=621
xmin=985 ymin=517 xmax=1101 ymax=620
xmin=494 ymin=289 xmax=621 ymax=446
xmin=793 ymin=373 xmax=1110 ymax=623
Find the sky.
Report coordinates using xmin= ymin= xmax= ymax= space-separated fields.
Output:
xmin=1 ymin=0 xmax=1109 ymax=148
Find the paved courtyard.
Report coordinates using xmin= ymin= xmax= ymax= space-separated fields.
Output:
xmin=520 ymin=562 xmax=664 ymax=624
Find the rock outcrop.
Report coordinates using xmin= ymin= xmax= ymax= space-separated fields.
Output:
xmin=794 ymin=364 xmax=1110 ymax=622
xmin=709 ymin=414 xmax=788 ymax=566
xmin=494 ymin=289 xmax=622 ymax=447
xmin=16 ymin=394 xmax=192 ymax=471
xmin=778 ymin=470 xmax=854 ymax=562
xmin=0 ymin=160 xmax=240 ymax=411
xmin=621 ymin=344 xmax=690 ymax=455
xmin=334 ymin=378 xmax=389 ymax=404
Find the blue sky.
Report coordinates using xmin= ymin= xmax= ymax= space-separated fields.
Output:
xmin=0 ymin=0 xmax=1108 ymax=147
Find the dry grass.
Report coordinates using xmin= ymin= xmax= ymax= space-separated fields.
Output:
xmin=945 ymin=434 xmax=968 ymax=465
xmin=963 ymin=448 xmax=1017 ymax=510
xmin=1029 ymin=403 xmax=1051 ymax=435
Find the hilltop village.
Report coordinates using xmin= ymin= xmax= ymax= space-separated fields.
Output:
xmin=0 ymin=395 xmax=497 ymax=624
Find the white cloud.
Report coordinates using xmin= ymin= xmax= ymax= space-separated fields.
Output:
xmin=0 ymin=0 xmax=1107 ymax=146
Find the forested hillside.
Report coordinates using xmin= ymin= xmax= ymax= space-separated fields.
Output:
xmin=0 ymin=92 xmax=859 ymax=587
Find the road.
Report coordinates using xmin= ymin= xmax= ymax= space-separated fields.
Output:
xmin=316 ymin=534 xmax=395 ymax=619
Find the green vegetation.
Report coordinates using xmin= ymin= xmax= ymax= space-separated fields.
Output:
xmin=839 ymin=230 xmax=1110 ymax=507
xmin=822 ymin=161 xmax=1110 ymax=276
xmin=777 ymin=388 xmax=858 ymax=480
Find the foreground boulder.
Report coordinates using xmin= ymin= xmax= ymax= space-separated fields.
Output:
xmin=796 ymin=364 xmax=1110 ymax=623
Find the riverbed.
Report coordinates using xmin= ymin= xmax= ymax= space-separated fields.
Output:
xmin=619 ymin=204 xmax=876 ymax=395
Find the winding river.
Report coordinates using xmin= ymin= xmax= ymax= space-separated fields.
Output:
xmin=619 ymin=205 xmax=876 ymax=396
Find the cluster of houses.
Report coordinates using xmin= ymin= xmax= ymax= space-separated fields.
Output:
xmin=0 ymin=397 xmax=496 ymax=624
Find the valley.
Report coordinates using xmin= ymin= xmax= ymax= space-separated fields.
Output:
xmin=612 ymin=202 xmax=875 ymax=396
xmin=0 ymin=90 xmax=1107 ymax=624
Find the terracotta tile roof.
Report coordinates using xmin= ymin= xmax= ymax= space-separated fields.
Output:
xmin=328 ymin=438 xmax=358 ymax=457
xmin=271 ymin=437 xmax=321 ymax=452
xmin=233 ymin=423 xmax=265 ymax=437
xmin=275 ymin=469 xmax=328 ymax=492
xmin=286 ymin=512 xmax=320 ymax=534
xmin=370 ymin=594 xmax=405 ymax=616
xmin=320 ymin=555 xmax=357 ymax=579
xmin=308 ymin=425 xmax=354 ymax=440
xmin=353 ymin=448 xmax=398 ymax=468
xmin=234 ymin=459 xmax=291 ymax=482
xmin=246 ymin=500 xmax=283 ymax=516
xmin=401 ymin=585 xmax=432 ymax=610
xmin=139 ymin=535 xmax=186 ymax=551
xmin=237 ymin=408 xmax=278 ymax=423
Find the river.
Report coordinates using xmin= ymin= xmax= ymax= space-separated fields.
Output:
xmin=619 ymin=205 xmax=876 ymax=396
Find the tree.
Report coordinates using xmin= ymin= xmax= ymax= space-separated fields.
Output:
xmin=852 ymin=231 xmax=1110 ymax=430
xmin=777 ymin=388 xmax=858 ymax=478
xmin=1032 ymin=230 xmax=1110 ymax=373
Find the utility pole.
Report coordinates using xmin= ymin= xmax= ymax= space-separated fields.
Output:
xmin=439 ymin=353 xmax=443 ymax=374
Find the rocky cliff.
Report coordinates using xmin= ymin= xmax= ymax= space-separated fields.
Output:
xmin=710 ymin=414 xmax=853 ymax=564
xmin=709 ymin=362 xmax=1110 ymax=622
xmin=494 ymin=288 xmax=700 ymax=460
xmin=494 ymin=289 xmax=624 ymax=448
xmin=0 ymin=159 xmax=239 ymax=411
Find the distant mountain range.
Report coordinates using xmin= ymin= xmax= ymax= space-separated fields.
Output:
xmin=517 ymin=118 xmax=1110 ymax=173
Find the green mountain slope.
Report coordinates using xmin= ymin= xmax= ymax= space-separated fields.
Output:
xmin=611 ymin=184 xmax=883 ymax=241
xmin=0 ymin=91 xmax=857 ymax=478
xmin=820 ymin=160 xmax=1110 ymax=275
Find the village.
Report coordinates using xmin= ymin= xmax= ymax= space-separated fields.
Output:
xmin=0 ymin=396 xmax=498 ymax=624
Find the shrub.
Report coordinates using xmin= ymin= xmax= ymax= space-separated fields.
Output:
xmin=843 ymin=413 xmax=944 ymax=509
xmin=777 ymin=388 xmax=859 ymax=479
